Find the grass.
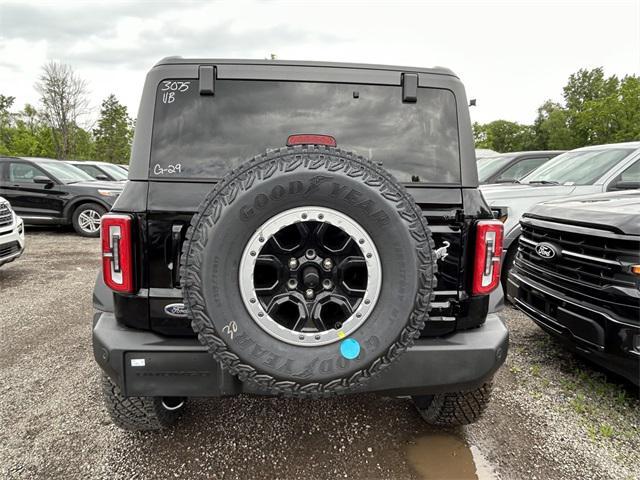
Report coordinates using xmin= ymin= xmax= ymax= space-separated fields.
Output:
xmin=599 ymin=423 xmax=615 ymax=439
xmin=570 ymin=394 xmax=588 ymax=415
xmin=559 ymin=378 xmax=577 ymax=392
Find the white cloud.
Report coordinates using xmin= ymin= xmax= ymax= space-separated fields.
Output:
xmin=1 ymin=0 xmax=638 ymax=125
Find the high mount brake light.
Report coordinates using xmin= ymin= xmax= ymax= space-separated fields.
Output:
xmin=472 ymin=220 xmax=504 ymax=295
xmin=287 ymin=134 xmax=337 ymax=147
xmin=101 ymin=214 xmax=134 ymax=293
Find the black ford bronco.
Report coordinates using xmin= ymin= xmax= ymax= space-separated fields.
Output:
xmin=92 ymin=58 xmax=508 ymax=431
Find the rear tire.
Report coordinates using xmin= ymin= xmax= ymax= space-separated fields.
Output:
xmin=72 ymin=203 xmax=106 ymax=237
xmin=412 ymin=382 xmax=493 ymax=426
xmin=100 ymin=374 xmax=185 ymax=431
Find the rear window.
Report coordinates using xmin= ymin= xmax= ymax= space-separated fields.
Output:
xmin=150 ymin=80 xmax=461 ymax=183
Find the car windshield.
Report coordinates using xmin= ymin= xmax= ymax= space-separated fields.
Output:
xmin=40 ymin=161 xmax=95 ymax=184
xmin=99 ymin=163 xmax=128 ymax=180
xmin=522 ymin=148 xmax=636 ymax=185
xmin=477 ymin=155 xmax=516 ymax=182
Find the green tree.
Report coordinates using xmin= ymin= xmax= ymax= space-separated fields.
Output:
xmin=473 ymin=120 xmax=536 ymax=152
xmin=563 ymin=67 xmax=619 ymax=111
xmin=533 ymin=100 xmax=577 ymax=150
xmin=93 ymin=94 xmax=133 ymax=163
xmin=0 ymin=94 xmax=16 ymax=153
xmin=477 ymin=68 xmax=640 ymax=152
xmin=613 ymin=75 xmax=640 ymax=142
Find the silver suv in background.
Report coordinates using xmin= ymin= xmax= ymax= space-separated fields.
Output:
xmin=65 ymin=161 xmax=128 ymax=183
xmin=481 ymin=141 xmax=640 ymax=290
xmin=0 ymin=197 xmax=25 ymax=267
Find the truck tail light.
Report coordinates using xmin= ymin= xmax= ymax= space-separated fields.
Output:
xmin=287 ymin=134 xmax=337 ymax=147
xmin=472 ymin=220 xmax=504 ymax=295
xmin=101 ymin=214 xmax=134 ymax=293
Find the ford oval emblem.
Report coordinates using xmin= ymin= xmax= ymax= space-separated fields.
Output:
xmin=164 ymin=303 xmax=188 ymax=317
xmin=535 ymin=242 xmax=558 ymax=260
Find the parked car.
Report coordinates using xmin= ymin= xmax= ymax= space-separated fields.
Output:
xmin=481 ymin=141 xmax=640 ymax=290
xmin=65 ymin=160 xmax=128 ymax=182
xmin=507 ymin=190 xmax=640 ymax=385
xmin=476 ymin=148 xmax=499 ymax=160
xmin=0 ymin=197 xmax=25 ymax=267
xmin=0 ymin=157 xmax=123 ymax=237
xmin=92 ymin=58 xmax=509 ymax=431
xmin=477 ymin=151 xmax=564 ymax=184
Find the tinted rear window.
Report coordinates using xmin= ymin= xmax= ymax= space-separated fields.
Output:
xmin=150 ymin=80 xmax=461 ymax=183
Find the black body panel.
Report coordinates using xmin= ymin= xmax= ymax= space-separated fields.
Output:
xmin=94 ymin=311 xmax=508 ymax=397
xmin=526 ymin=189 xmax=640 ymax=235
xmin=109 ymin=180 xmax=493 ymax=338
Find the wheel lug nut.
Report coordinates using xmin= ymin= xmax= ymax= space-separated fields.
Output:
xmin=322 ymin=279 xmax=333 ymax=290
xmin=305 ymin=249 xmax=316 ymax=259
xmin=305 ymin=288 xmax=315 ymax=300
xmin=322 ymin=258 xmax=333 ymax=270
xmin=288 ymin=258 xmax=298 ymax=269
xmin=287 ymin=279 xmax=298 ymax=290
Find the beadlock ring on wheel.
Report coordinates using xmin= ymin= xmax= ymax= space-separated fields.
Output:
xmin=239 ymin=206 xmax=382 ymax=347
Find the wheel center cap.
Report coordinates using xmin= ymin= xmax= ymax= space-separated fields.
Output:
xmin=302 ymin=265 xmax=320 ymax=288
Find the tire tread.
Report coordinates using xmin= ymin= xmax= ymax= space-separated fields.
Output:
xmin=180 ymin=145 xmax=438 ymax=397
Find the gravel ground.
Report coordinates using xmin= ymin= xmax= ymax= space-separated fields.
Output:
xmin=1 ymin=230 xmax=638 ymax=479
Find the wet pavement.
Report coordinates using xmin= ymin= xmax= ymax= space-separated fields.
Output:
xmin=1 ymin=230 xmax=638 ymax=479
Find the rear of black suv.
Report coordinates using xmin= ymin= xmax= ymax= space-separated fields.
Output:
xmin=507 ymin=191 xmax=640 ymax=385
xmin=92 ymin=59 xmax=508 ymax=430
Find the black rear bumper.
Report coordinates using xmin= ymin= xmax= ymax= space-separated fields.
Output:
xmin=93 ymin=312 xmax=508 ymax=398
xmin=507 ymin=271 xmax=640 ymax=386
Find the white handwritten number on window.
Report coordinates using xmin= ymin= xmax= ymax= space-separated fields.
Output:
xmin=161 ymin=81 xmax=190 ymax=104
xmin=153 ymin=163 xmax=182 ymax=176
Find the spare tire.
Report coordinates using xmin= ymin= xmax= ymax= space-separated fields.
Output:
xmin=180 ymin=145 xmax=436 ymax=396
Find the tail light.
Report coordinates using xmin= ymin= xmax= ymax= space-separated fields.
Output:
xmin=287 ymin=134 xmax=337 ymax=147
xmin=472 ymin=220 xmax=504 ymax=295
xmin=101 ymin=214 xmax=134 ymax=293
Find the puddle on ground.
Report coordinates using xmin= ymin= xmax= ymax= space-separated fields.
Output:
xmin=406 ymin=433 xmax=496 ymax=480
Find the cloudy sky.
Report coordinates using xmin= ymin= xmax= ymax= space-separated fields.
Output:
xmin=1 ymin=0 xmax=638 ymax=126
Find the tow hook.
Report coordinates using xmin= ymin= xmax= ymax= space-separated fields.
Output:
xmin=435 ymin=241 xmax=450 ymax=261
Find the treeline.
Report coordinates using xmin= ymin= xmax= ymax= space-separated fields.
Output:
xmin=474 ymin=67 xmax=640 ymax=152
xmin=0 ymin=62 xmax=134 ymax=164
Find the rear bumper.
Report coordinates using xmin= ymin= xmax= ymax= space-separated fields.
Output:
xmin=93 ymin=312 xmax=509 ymax=398
xmin=507 ymin=270 xmax=640 ymax=385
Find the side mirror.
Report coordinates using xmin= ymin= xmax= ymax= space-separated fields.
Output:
xmin=33 ymin=176 xmax=54 ymax=187
xmin=95 ymin=174 xmax=110 ymax=181
xmin=608 ymin=180 xmax=640 ymax=191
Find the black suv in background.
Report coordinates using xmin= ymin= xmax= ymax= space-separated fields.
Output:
xmin=477 ymin=150 xmax=564 ymax=185
xmin=0 ymin=157 xmax=123 ymax=237
xmin=508 ymin=190 xmax=640 ymax=385
xmin=93 ymin=58 xmax=509 ymax=431
xmin=66 ymin=160 xmax=128 ymax=182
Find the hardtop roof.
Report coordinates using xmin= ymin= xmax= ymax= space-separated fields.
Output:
xmin=154 ymin=57 xmax=458 ymax=78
